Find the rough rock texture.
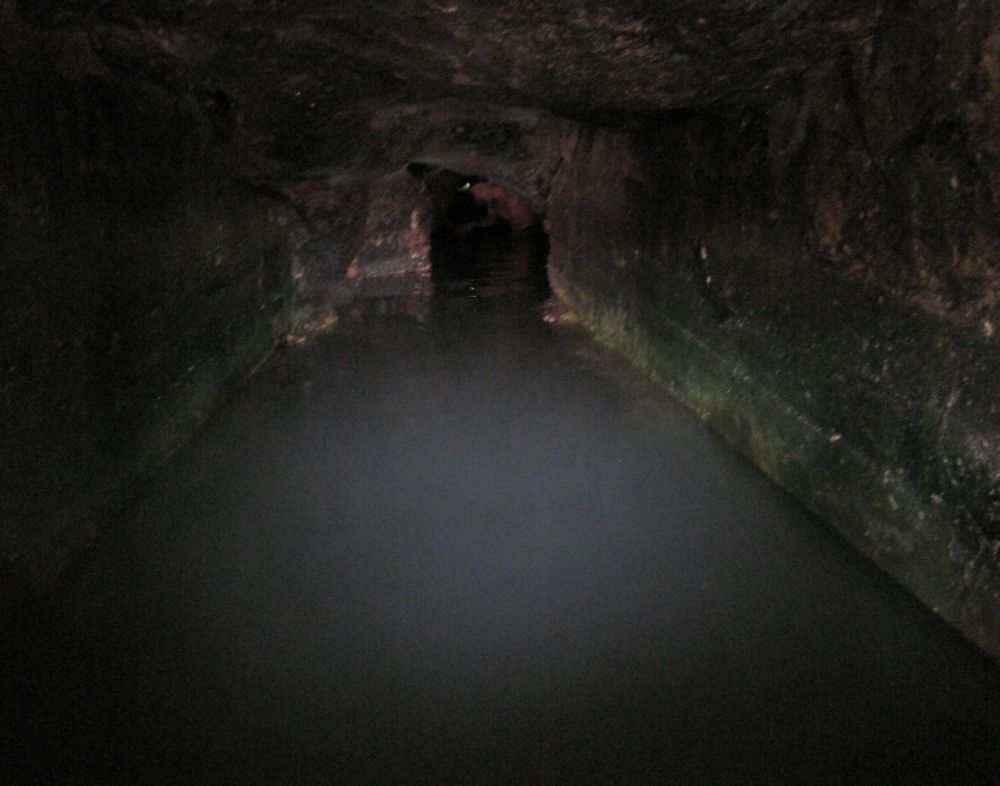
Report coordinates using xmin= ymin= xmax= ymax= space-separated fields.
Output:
xmin=31 ymin=0 xmax=990 ymax=318
xmin=281 ymin=101 xmax=574 ymax=334
xmin=3 ymin=0 xmax=999 ymax=657
xmin=354 ymin=171 xmax=433 ymax=279
xmin=766 ymin=0 xmax=1000 ymax=321
xmin=17 ymin=1 xmax=877 ymax=164
xmin=547 ymin=110 xmax=1000 ymax=659
xmin=1 ymin=6 xmax=290 ymax=587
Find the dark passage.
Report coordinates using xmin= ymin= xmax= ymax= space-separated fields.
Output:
xmin=430 ymin=223 xmax=551 ymax=306
xmin=5 ymin=234 xmax=999 ymax=784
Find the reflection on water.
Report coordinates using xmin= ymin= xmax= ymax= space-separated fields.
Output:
xmin=431 ymin=225 xmax=550 ymax=304
xmin=347 ymin=225 xmax=551 ymax=326
xmin=4 ymin=229 xmax=999 ymax=784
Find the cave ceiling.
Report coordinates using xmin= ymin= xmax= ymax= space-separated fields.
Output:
xmin=27 ymin=1 xmax=877 ymax=166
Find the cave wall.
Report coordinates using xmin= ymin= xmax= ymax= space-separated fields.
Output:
xmin=4 ymin=0 xmax=997 ymax=660
xmin=547 ymin=1 xmax=1000 ymax=658
xmin=0 ymin=17 xmax=291 ymax=588
xmin=767 ymin=0 xmax=1000 ymax=318
xmin=284 ymin=101 xmax=575 ymax=336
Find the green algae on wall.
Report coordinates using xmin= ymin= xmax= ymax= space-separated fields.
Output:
xmin=546 ymin=120 xmax=1000 ymax=661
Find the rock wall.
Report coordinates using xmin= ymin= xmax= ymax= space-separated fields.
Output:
xmin=283 ymin=100 xmax=575 ymax=335
xmin=766 ymin=0 xmax=1000 ymax=321
xmin=0 ymin=18 xmax=291 ymax=589
xmin=5 ymin=0 xmax=997 ymax=661
xmin=546 ymin=2 xmax=1000 ymax=659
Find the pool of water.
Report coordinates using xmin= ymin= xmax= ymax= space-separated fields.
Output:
xmin=5 ymin=230 xmax=999 ymax=784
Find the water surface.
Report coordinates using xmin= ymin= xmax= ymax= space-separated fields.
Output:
xmin=6 ymin=230 xmax=999 ymax=784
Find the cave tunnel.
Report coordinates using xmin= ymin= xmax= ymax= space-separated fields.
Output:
xmin=406 ymin=162 xmax=552 ymax=307
xmin=3 ymin=1 xmax=1000 ymax=782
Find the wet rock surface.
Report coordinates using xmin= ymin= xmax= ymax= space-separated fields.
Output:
xmin=547 ymin=122 xmax=1000 ymax=660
